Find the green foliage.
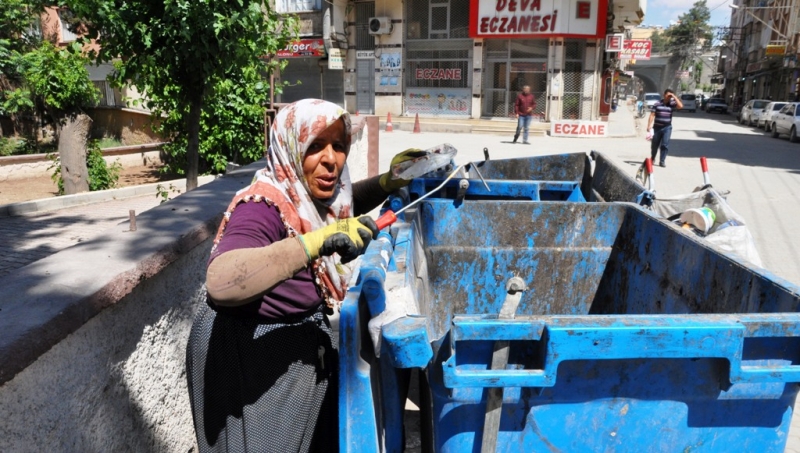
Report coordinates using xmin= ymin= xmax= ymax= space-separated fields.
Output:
xmin=664 ymin=0 xmax=713 ymax=55
xmin=649 ymin=30 xmax=669 ymax=54
xmin=97 ymin=137 xmax=123 ymax=148
xmin=0 ymin=137 xmax=19 ymax=156
xmin=10 ymin=41 xmax=98 ymax=113
xmin=48 ymin=139 xmax=122 ymax=194
xmin=155 ymin=183 xmax=181 ymax=204
xmin=155 ymin=62 xmax=275 ymax=175
xmin=86 ymin=140 xmax=122 ymax=191
xmin=66 ymin=0 xmax=300 ymax=185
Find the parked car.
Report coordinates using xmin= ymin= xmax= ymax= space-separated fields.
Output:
xmin=738 ymin=99 xmax=770 ymax=126
xmin=679 ymin=93 xmax=697 ymax=112
xmin=705 ymin=98 xmax=729 ymax=113
xmin=759 ymin=102 xmax=788 ymax=131
xmin=643 ymin=92 xmax=662 ymax=109
xmin=770 ymin=102 xmax=800 ymax=142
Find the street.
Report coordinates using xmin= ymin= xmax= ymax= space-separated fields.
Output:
xmin=377 ymin=109 xmax=800 ymax=452
xmin=378 ymin=109 xmax=800 ymax=287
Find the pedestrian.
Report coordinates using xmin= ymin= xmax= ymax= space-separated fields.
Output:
xmin=646 ymin=88 xmax=682 ymax=168
xmin=513 ymin=85 xmax=536 ymax=144
xmin=186 ymin=98 xmax=421 ymax=453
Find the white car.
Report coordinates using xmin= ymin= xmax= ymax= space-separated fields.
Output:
xmin=643 ymin=93 xmax=661 ymax=109
xmin=679 ymin=93 xmax=697 ymax=112
xmin=770 ymin=102 xmax=800 ymax=142
xmin=739 ymin=99 xmax=770 ymax=126
xmin=759 ymin=102 xmax=788 ymax=131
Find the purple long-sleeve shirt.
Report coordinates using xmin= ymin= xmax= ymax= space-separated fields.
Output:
xmin=209 ymin=201 xmax=321 ymax=320
xmin=208 ymin=176 xmax=388 ymax=321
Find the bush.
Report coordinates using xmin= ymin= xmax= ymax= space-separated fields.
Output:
xmin=49 ymin=139 xmax=122 ymax=194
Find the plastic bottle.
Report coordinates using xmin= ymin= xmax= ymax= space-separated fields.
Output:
xmin=390 ymin=143 xmax=458 ymax=180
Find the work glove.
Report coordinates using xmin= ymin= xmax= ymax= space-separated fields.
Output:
xmin=379 ymin=148 xmax=428 ymax=193
xmin=299 ymin=216 xmax=379 ymax=263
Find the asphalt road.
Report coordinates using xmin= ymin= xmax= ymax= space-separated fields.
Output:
xmin=378 ymin=109 xmax=800 ymax=286
xmin=377 ymin=110 xmax=800 ymax=452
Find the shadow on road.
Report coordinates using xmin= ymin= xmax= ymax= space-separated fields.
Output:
xmin=661 ymin=113 xmax=800 ymax=174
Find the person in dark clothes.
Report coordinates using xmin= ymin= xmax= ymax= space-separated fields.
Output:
xmin=646 ymin=88 xmax=683 ymax=167
xmin=513 ymin=85 xmax=536 ymax=144
xmin=186 ymin=99 xmax=419 ymax=453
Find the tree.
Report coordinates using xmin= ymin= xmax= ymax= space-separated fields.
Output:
xmin=153 ymin=61 xmax=277 ymax=177
xmin=664 ymin=0 xmax=714 ymax=57
xmin=1 ymin=2 xmax=99 ymax=193
xmin=15 ymin=41 xmax=99 ymax=192
xmin=649 ymin=30 xmax=669 ymax=55
xmin=67 ymin=0 xmax=298 ymax=190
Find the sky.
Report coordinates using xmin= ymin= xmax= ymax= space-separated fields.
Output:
xmin=643 ymin=0 xmax=734 ymax=28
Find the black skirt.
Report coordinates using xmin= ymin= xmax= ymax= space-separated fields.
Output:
xmin=186 ymin=302 xmax=339 ymax=453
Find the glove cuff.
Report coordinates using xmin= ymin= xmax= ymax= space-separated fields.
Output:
xmin=297 ymin=235 xmax=319 ymax=261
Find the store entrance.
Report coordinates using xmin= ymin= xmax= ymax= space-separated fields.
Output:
xmin=482 ymin=40 xmax=547 ymax=118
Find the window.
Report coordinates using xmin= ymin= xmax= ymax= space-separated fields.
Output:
xmin=407 ymin=0 xmax=469 ymax=40
xmin=58 ymin=10 xmax=77 ymax=42
xmin=275 ymin=0 xmax=321 ymax=13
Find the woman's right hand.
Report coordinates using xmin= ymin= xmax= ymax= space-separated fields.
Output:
xmin=299 ymin=216 xmax=379 ymax=263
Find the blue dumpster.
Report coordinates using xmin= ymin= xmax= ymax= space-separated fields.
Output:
xmin=339 ymin=155 xmax=800 ymax=452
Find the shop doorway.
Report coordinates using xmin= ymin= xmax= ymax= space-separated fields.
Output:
xmin=356 ymin=59 xmax=375 ymax=114
xmin=482 ymin=39 xmax=547 ymax=118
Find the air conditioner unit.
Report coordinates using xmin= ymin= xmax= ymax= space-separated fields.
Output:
xmin=369 ymin=17 xmax=393 ymax=35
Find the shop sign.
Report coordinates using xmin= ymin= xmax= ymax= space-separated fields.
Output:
xmin=605 ymin=34 xmax=623 ymax=52
xmin=276 ymin=39 xmax=326 ymax=58
xmin=551 ymin=120 xmax=607 ymax=137
xmin=766 ymin=45 xmax=786 ymax=56
xmin=469 ymin=0 xmax=608 ymax=39
xmin=328 ymin=48 xmax=344 ymax=70
xmin=356 ymin=50 xmax=375 ymax=59
xmin=746 ymin=61 xmax=765 ymax=73
xmin=405 ymin=88 xmax=471 ymax=116
xmin=620 ymin=39 xmax=651 ymax=60
xmin=415 ymin=68 xmax=463 ymax=80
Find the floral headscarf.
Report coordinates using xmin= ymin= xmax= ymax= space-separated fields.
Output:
xmin=213 ymin=99 xmax=353 ymax=306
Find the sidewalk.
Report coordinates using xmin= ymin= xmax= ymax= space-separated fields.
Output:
xmin=0 ymin=194 xmax=163 ymax=278
xmin=607 ymin=103 xmax=639 ymax=137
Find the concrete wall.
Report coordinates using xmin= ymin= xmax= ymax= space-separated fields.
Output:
xmin=0 ymin=146 xmax=163 ymax=181
xmin=87 ymin=107 xmax=162 ymax=145
xmin=0 ymin=116 xmax=379 ymax=452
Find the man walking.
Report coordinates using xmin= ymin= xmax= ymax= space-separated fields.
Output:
xmin=513 ymin=85 xmax=536 ymax=144
xmin=646 ymin=88 xmax=683 ymax=167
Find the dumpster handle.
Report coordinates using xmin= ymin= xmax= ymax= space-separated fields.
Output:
xmin=443 ymin=314 xmax=800 ymax=388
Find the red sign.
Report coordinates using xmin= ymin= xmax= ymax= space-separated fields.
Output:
xmin=605 ymin=34 xmax=623 ymax=52
xmin=415 ymin=68 xmax=463 ymax=80
xmin=576 ymin=1 xmax=591 ymax=19
xmin=551 ymin=121 xmax=607 ymax=137
xmin=620 ymin=39 xmax=652 ymax=60
xmin=469 ymin=0 xmax=608 ymax=39
xmin=276 ymin=39 xmax=325 ymax=58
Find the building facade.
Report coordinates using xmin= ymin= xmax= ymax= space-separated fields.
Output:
xmin=721 ymin=0 xmax=800 ymax=108
xmin=273 ymin=0 xmax=646 ymax=121
xmin=339 ymin=0 xmax=613 ymax=121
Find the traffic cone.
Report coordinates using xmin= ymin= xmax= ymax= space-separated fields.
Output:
xmin=412 ymin=113 xmax=421 ymax=134
xmin=385 ymin=112 xmax=393 ymax=132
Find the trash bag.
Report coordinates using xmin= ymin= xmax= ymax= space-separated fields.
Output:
xmin=647 ymin=187 xmax=763 ymax=267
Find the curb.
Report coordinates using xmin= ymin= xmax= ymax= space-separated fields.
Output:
xmin=0 ymin=175 xmax=217 ymax=217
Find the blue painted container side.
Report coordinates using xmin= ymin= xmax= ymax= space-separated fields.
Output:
xmin=339 ymin=153 xmax=800 ymax=453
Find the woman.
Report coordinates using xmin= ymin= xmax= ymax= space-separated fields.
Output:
xmin=186 ymin=99 xmax=416 ymax=453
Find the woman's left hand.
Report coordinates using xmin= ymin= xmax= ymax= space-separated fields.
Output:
xmin=379 ymin=149 xmax=427 ymax=193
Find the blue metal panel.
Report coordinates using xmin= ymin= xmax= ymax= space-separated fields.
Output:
xmin=339 ymin=153 xmax=800 ymax=453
